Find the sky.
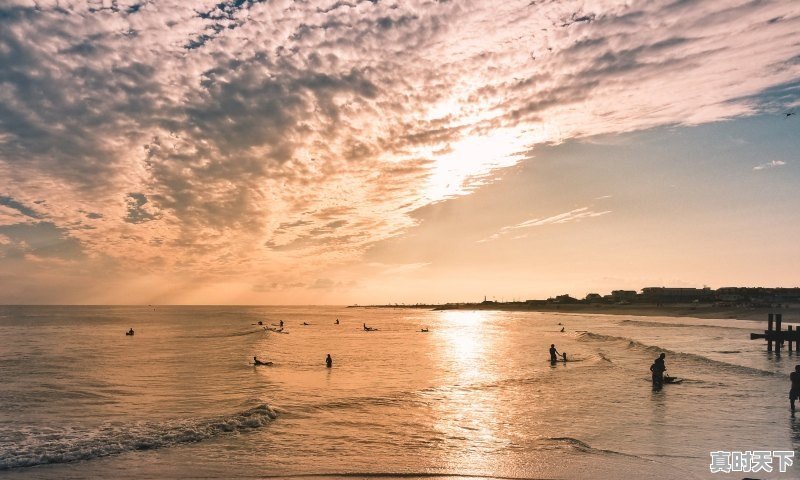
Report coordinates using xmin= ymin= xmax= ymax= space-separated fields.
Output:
xmin=0 ymin=0 xmax=799 ymax=305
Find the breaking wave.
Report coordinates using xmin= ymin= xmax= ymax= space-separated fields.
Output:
xmin=618 ymin=319 xmax=755 ymax=331
xmin=577 ymin=331 xmax=777 ymax=377
xmin=0 ymin=403 xmax=277 ymax=470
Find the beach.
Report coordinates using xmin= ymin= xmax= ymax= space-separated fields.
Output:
xmin=358 ymin=302 xmax=800 ymax=322
xmin=1 ymin=305 xmax=798 ymax=479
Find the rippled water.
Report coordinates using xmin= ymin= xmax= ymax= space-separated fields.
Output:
xmin=0 ymin=306 xmax=798 ymax=479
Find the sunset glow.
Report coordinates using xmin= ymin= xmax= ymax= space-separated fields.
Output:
xmin=1 ymin=0 xmax=798 ymax=304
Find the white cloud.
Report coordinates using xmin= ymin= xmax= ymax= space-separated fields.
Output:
xmin=1 ymin=0 xmax=798 ymax=301
xmin=753 ymin=160 xmax=787 ymax=171
xmin=478 ymin=207 xmax=611 ymax=243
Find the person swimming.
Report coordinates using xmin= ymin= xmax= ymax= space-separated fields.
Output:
xmin=326 ymin=354 xmax=333 ymax=368
xmin=253 ymin=356 xmax=272 ymax=366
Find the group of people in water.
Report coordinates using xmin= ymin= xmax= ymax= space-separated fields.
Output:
xmin=549 ymin=339 xmax=673 ymax=390
xmin=253 ymin=318 xmax=405 ymax=369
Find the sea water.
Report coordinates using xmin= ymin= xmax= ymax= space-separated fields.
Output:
xmin=0 ymin=305 xmax=797 ymax=479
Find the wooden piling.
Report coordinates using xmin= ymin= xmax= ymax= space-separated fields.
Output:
xmin=790 ymin=325 xmax=794 ymax=352
xmin=768 ymin=313 xmax=774 ymax=352
xmin=776 ymin=314 xmax=783 ymax=354
xmin=796 ymin=327 xmax=800 ymax=351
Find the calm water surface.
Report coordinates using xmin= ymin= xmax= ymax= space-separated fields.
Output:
xmin=0 ymin=306 xmax=797 ymax=479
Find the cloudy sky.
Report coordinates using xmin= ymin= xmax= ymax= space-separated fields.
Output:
xmin=0 ymin=0 xmax=798 ymax=304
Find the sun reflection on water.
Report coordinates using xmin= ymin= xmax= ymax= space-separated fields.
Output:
xmin=432 ymin=310 xmax=508 ymax=473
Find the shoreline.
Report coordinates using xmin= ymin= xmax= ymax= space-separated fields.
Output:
xmin=350 ymin=303 xmax=798 ymax=322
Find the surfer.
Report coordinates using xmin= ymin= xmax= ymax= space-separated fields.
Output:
xmin=253 ymin=356 xmax=272 ymax=366
xmin=549 ymin=344 xmax=560 ymax=363
xmin=562 ymin=352 xmax=567 ymax=362
xmin=335 ymin=319 xmax=339 ymax=325
xmin=790 ymin=365 xmax=800 ymax=413
xmin=650 ymin=353 xmax=666 ymax=388
xmin=126 ymin=328 xmax=134 ymax=336
xmin=279 ymin=320 xmax=284 ymax=328
xmin=560 ymin=327 xmax=565 ymax=332
xmin=363 ymin=323 xmax=375 ymax=331
xmin=326 ymin=354 xmax=333 ymax=368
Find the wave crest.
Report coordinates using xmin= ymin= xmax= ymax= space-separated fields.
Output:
xmin=0 ymin=403 xmax=277 ymax=470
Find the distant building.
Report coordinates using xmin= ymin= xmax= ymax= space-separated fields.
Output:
xmin=641 ymin=287 xmax=713 ymax=303
xmin=552 ymin=294 xmax=580 ymax=304
xmin=585 ymin=293 xmax=602 ymax=303
xmin=611 ymin=290 xmax=638 ymax=302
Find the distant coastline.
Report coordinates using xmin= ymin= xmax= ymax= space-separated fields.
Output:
xmin=349 ymin=302 xmax=798 ymax=322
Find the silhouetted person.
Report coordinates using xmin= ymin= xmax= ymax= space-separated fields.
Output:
xmin=560 ymin=327 xmax=565 ymax=332
xmin=562 ymin=352 xmax=567 ymax=362
xmin=335 ymin=319 xmax=339 ymax=325
xmin=279 ymin=320 xmax=284 ymax=328
xmin=326 ymin=354 xmax=333 ymax=368
xmin=549 ymin=344 xmax=559 ymax=363
xmin=253 ymin=356 xmax=271 ymax=366
xmin=651 ymin=353 xmax=666 ymax=387
xmin=791 ymin=365 xmax=800 ymax=413
xmin=257 ymin=321 xmax=263 ymax=325
xmin=126 ymin=328 xmax=134 ymax=335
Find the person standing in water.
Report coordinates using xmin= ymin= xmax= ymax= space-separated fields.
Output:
xmin=326 ymin=354 xmax=333 ymax=368
xmin=790 ymin=365 xmax=800 ymax=413
xmin=549 ymin=344 xmax=560 ymax=363
xmin=651 ymin=353 xmax=666 ymax=387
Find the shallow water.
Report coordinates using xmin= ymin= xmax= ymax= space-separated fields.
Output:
xmin=0 ymin=306 xmax=797 ymax=479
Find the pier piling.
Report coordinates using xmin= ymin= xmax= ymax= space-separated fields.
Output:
xmin=768 ymin=314 xmax=774 ymax=352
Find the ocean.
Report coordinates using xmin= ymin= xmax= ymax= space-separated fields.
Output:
xmin=0 ymin=305 xmax=797 ymax=479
